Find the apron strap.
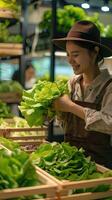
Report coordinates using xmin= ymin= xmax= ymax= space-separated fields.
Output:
xmin=74 ymin=78 xmax=112 ymax=110
xmin=95 ymin=78 xmax=112 ymax=108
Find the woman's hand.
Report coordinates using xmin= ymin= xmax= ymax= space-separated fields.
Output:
xmin=53 ymin=94 xmax=85 ymax=120
xmin=53 ymin=94 xmax=74 ymax=113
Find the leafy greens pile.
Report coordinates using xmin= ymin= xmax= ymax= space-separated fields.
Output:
xmin=31 ymin=142 xmax=97 ymax=181
xmin=19 ymin=80 xmax=69 ymax=126
xmin=0 ymin=0 xmax=21 ymax=18
xmin=0 ymin=100 xmax=13 ymax=118
xmin=0 ymin=138 xmax=40 ymax=190
xmin=31 ymin=142 xmax=112 ymax=193
xmin=0 ymin=80 xmax=23 ymax=93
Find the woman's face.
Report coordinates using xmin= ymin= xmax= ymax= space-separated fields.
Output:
xmin=66 ymin=41 xmax=97 ymax=75
xmin=25 ymin=66 xmax=35 ymax=81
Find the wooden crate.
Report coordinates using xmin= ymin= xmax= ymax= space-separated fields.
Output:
xmin=36 ymin=164 xmax=112 ymax=200
xmin=0 ymin=168 xmax=58 ymax=200
xmin=0 ymin=9 xmax=19 ymax=19
xmin=0 ymin=43 xmax=23 ymax=56
xmin=0 ymin=92 xmax=22 ymax=103
xmin=0 ymin=127 xmax=48 ymax=152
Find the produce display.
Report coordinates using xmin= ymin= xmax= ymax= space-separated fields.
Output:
xmin=0 ymin=21 xmax=22 ymax=43
xmin=39 ymin=5 xmax=112 ymax=38
xmin=0 ymin=116 xmax=46 ymax=137
xmin=0 ymin=137 xmax=53 ymax=199
xmin=31 ymin=142 xmax=112 ymax=194
xmin=0 ymin=0 xmax=21 ymax=18
xmin=19 ymin=80 xmax=69 ymax=126
xmin=0 ymin=137 xmax=42 ymax=199
xmin=0 ymin=80 xmax=23 ymax=93
xmin=0 ymin=100 xmax=12 ymax=118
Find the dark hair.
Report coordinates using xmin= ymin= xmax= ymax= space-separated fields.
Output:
xmin=12 ymin=63 xmax=35 ymax=82
xmin=25 ymin=63 xmax=35 ymax=70
xmin=73 ymin=40 xmax=104 ymax=63
xmin=12 ymin=70 xmax=20 ymax=82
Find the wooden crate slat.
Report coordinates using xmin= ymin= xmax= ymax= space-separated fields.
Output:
xmin=7 ymin=135 xmax=46 ymax=140
xmin=0 ymin=92 xmax=22 ymax=103
xmin=58 ymin=189 xmax=112 ymax=200
xmin=0 ymin=9 xmax=19 ymax=19
xmin=0 ymin=49 xmax=23 ymax=56
xmin=0 ymin=169 xmax=57 ymax=199
xmin=36 ymin=165 xmax=112 ymax=199
xmin=1 ymin=127 xmax=47 ymax=132
xmin=16 ymin=140 xmax=46 ymax=146
xmin=0 ymin=43 xmax=22 ymax=49
xmin=0 ymin=43 xmax=23 ymax=56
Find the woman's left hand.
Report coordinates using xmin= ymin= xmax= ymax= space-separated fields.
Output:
xmin=53 ymin=94 xmax=74 ymax=113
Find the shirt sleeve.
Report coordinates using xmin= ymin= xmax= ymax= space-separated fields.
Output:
xmin=84 ymin=85 xmax=112 ymax=135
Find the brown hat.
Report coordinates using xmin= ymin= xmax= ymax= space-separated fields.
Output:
xmin=53 ymin=20 xmax=112 ymax=58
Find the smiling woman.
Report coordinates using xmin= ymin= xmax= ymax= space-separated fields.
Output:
xmin=52 ymin=20 xmax=112 ymax=169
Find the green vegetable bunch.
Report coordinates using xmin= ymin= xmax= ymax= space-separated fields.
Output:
xmin=19 ymin=80 xmax=69 ymax=126
xmin=0 ymin=100 xmax=12 ymax=118
xmin=0 ymin=139 xmax=40 ymax=190
xmin=39 ymin=5 xmax=86 ymax=35
xmin=0 ymin=0 xmax=21 ymax=17
xmin=31 ymin=142 xmax=97 ymax=181
xmin=0 ymin=21 xmax=22 ymax=43
xmin=39 ymin=5 xmax=112 ymax=38
xmin=0 ymin=80 xmax=23 ymax=93
xmin=31 ymin=142 xmax=112 ymax=193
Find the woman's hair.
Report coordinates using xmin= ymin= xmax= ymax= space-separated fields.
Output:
xmin=12 ymin=63 xmax=35 ymax=82
xmin=12 ymin=70 xmax=20 ymax=82
xmin=25 ymin=63 xmax=35 ymax=71
xmin=73 ymin=40 xmax=104 ymax=64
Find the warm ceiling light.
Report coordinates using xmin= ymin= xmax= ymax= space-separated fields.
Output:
xmin=101 ymin=0 xmax=110 ymax=12
xmin=81 ymin=2 xmax=90 ymax=9
xmin=101 ymin=5 xmax=110 ymax=11
xmin=81 ymin=0 xmax=90 ymax=9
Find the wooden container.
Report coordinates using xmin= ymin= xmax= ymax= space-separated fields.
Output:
xmin=0 ymin=9 xmax=20 ymax=19
xmin=0 ymin=168 xmax=58 ymax=200
xmin=0 ymin=92 xmax=22 ymax=103
xmin=36 ymin=164 xmax=112 ymax=200
xmin=0 ymin=43 xmax=23 ymax=56
xmin=0 ymin=126 xmax=48 ymax=152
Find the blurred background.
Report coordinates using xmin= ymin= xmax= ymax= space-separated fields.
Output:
xmin=0 ymin=0 xmax=112 ymax=141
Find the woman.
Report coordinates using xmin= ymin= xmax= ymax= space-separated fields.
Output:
xmin=12 ymin=63 xmax=36 ymax=89
xmin=53 ymin=20 xmax=112 ymax=168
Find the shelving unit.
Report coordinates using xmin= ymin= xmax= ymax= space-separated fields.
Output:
xmin=0 ymin=0 xmax=27 ymax=103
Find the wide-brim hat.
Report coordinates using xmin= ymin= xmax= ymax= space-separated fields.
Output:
xmin=53 ymin=20 xmax=112 ymax=58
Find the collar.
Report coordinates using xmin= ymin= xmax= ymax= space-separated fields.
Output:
xmin=75 ymin=69 xmax=111 ymax=90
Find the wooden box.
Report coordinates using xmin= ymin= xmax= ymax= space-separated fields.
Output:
xmin=0 ymin=126 xmax=48 ymax=152
xmin=0 ymin=43 xmax=23 ymax=56
xmin=0 ymin=92 xmax=22 ymax=103
xmin=0 ymin=9 xmax=20 ymax=19
xmin=36 ymin=164 xmax=112 ymax=200
xmin=0 ymin=168 xmax=58 ymax=200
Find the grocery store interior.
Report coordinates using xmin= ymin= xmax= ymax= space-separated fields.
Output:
xmin=0 ymin=0 xmax=112 ymax=199
xmin=0 ymin=0 xmax=112 ymax=140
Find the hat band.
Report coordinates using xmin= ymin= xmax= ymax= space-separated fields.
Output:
xmin=67 ymin=31 xmax=101 ymax=44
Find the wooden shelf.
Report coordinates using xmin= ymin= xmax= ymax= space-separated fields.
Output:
xmin=0 ymin=8 xmax=19 ymax=19
xmin=0 ymin=92 xmax=22 ymax=103
xmin=0 ymin=43 xmax=23 ymax=56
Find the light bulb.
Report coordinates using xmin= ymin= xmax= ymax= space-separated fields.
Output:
xmin=81 ymin=2 xmax=90 ymax=9
xmin=101 ymin=5 xmax=110 ymax=12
